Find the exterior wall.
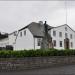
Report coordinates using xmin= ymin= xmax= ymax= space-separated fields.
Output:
xmin=0 ymin=38 xmax=9 ymax=47
xmin=0 ymin=29 xmax=41 ymax=50
xmin=14 ymin=28 xmax=34 ymax=50
xmin=8 ymin=32 xmax=17 ymax=46
xmin=0 ymin=24 xmax=75 ymax=50
xmin=48 ymin=25 xmax=75 ymax=49
xmin=0 ymin=56 xmax=75 ymax=72
xmin=0 ymin=32 xmax=17 ymax=49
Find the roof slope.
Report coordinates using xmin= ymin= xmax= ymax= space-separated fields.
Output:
xmin=28 ymin=22 xmax=52 ymax=37
xmin=18 ymin=22 xmax=53 ymax=38
xmin=28 ymin=22 xmax=44 ymax=37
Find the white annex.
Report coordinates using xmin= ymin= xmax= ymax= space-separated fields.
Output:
xmin=0 ymin=21 xmax=75 ymax=50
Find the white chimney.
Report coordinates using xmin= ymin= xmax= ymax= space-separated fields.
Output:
xmin=39 ymin=21 xmax=43 ymax=25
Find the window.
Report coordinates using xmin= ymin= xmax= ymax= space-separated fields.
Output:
xmin=24 ymin=30 xmax=26 ymax=36
xmin=65 ymin=33 xmax=68 ymax=38
xmin=53 ymin=40 xmax=56 ymax=47
xmin=60 ymin=41 xmax=62 ymax=47
xmin=20 ymin=32 xmax=22 ymax=37
xmin=37 ymin=38 xmax=41 ymax=46
xmin=71 ymin=42 xmax=73 ymax=48
xmin=70 ymin=34 xmax=72 ymax=39
xmin=65 ymin=27 xmax=67 ymax=31
xmin=53 ymin=31 xmax=56 ymax=36
xmin=59 ymin=32 xmax=62 ymax=37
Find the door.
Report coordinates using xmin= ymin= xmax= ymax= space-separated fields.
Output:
xmin=64 ymin=38 xmax=69 ymax=49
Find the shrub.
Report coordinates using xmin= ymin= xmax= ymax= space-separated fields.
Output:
xmin=0 ymin=49 xmax=75 ymax=58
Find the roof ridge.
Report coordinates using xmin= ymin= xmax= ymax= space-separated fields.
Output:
xmin=53 ymin=24 xmax=75 ymax=32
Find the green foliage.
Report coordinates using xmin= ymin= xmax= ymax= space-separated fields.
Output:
xmin=0 ymin=49 xmax=75 ymax=58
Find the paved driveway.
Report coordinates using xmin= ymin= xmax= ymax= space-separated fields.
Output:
xmin=0 ymin=64 xmax=75 ymax=75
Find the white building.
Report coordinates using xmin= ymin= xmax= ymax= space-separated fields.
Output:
xmin=14 ymin=21 xmax=46 ymax=50
xmin=0 ymin=21 xmax=75 ymax=50
xmin=0 ymin=33 xmax=9 ymax=48
xmin=49 ymin=24 xmax=75 ymax=49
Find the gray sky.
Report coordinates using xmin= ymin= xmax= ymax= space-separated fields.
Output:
xmin=0 ymin=1 xmax=75 ymax=33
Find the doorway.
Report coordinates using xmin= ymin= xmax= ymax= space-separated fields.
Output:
xmin=64 ymin=38 xmax=69 ymax=49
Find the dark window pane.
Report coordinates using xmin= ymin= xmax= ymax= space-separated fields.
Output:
xmin=71 ymin=42 xmax=73 ymax=48
xmin=53 ymin=31 xmax=56 ymax=36
xmin=59 ymin=32 xmax=62 ymax=37
xmin=20 ymin=32 xmax=22 ymax=37
xmin=70 ymin=34 xmax=72 ymax=39
xmin=65 ymin=33 xmax=68 ymax=38
xmin=60 ymin=41 xmax=62 ymax=47
xmin=65 ymin=27 xmax=67 ymax=31
xmin=37 ymin=38 xmax=41 ymax=46
xmin=24 ymin=30 xmax=26 ymax=36
xmin=53 ymin=40 xmax=56 ymax=47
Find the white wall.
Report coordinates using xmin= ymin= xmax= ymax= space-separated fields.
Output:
xmin=0 ymin=38 xmax=9 ymax=47
xmin=14 ymin=28 xmax=35 ymax=50
xmin=48 ymin=25 xmax=75 ymax=49
xmin=8 ymin=32 xmax=17 ymax=46
xmin=0 ymin=32 xmax=17 ymax=48
xmin=14 ymin=28 xmax=42 ymax=50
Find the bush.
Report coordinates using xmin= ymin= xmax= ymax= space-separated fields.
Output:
xmin=0 ymin=49 xmax=75 ymax=58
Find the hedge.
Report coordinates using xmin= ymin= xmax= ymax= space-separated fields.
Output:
xmin=0 ymin=49 xmax=75 ymax=58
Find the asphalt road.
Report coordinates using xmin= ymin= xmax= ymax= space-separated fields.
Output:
xmin=1 ymin=64 xmax=75 ymax=75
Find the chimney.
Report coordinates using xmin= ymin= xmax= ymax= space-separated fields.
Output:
xmin=39 ymin=21 xmax=43 ymax=25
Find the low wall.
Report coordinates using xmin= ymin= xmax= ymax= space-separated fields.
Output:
xmin=0 ymin=56 xmax=75 ymax=72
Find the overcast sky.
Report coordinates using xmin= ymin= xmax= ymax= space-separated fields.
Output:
xmin=0 ymin=1 xmax=75 ymax=33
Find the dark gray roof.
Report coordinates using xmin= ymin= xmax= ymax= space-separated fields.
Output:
xmin=28 ymin=22 xmax=52 ymax=38
xmin=19 ymin=25 xmax=29 ymax=31
xmin=18 ymin=22 xmax=53 ymax=38
xmin=28 ymin=22 xmax=44 ymax=37
xmin=0 ymin=33 xmax=8 ymax=40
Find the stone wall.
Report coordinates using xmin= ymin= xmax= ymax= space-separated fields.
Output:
xmin=0 ymin=56 xmax=75 ymax=72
